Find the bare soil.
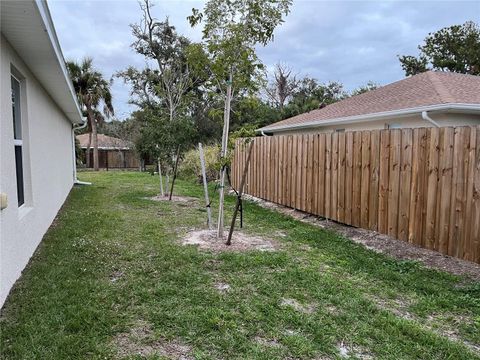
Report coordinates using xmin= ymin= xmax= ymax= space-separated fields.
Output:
xmin=113 ymin=320 xmax=193 ymax=359
xmin=243 ymin=195 xmax=480 ymax=281
xmin=148 ymin=195 xmax=198 ymax=203
xmin=182 ymin=229 xmax=280 ymax=252
xmin=280 ymin=298 xmax=316 ymax=314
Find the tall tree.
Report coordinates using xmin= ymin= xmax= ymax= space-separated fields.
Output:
xmin=120 ymin=0 xmax=204 ymax=196
xmin=399 ymin=21 xmax=480 ymax=76
xmin=350 ymin=81 xmax=379 ymax=96
xmin=188 ymin=0 xmax=292 ymax=238
xmin=265 ymin=63 xmax=299 ymax=110
xmin=130 ymin=1 xmax=197 ymax=123
xmin=67 ymin=58 xmax=114 ymax=171
xmin=281 ymin=78 xmax=346 ymax=119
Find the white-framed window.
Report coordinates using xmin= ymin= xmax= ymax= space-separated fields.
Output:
xmin=11 ymin=74 xmax=24 ymax=207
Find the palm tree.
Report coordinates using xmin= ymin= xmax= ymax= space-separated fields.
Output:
xmin=67 ymin=58 xmax=114 ymax=171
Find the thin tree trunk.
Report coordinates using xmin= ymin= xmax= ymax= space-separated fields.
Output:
xmin=169 ymin=146 xmax=181 ymax=201
xmin=88 ymin=107 xmax=99 ymax=171
xmin=227 ymin=140 xmax=254 ymax=245
xmin=165 ymin=174 xmax=170 ymax=197
xmin=158 ymin=158 xmax=164 ymax=196
xmin=217 ymin=69 xmax=233 ymax=238
xmin=199 ymin=143 xmax=213 ymax=230
xmin=86 ymin=132 xmax=92 ymax=168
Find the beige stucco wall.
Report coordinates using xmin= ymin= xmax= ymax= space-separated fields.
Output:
xmin=0 ymin=35 xmax=75 ymax=306
xmin=272 ymin=112 xmax=480 ymax=135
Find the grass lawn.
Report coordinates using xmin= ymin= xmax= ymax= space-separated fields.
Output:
xmin=1 ymin=171 xmax=479 ymax=359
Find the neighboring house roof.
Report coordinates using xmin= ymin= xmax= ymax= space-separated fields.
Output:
xmin=1 ymin=0 xmax=84 ymax=124
xmin=77 ymin=134 xmax=133 ymax=150
xmin=259 ymin=71 xmax=480 ymax=133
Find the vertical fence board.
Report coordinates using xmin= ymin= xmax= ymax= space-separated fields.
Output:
xmin=388 ymin=129 xmax=401 ymax=238
xmin=398 ymin=129 xmax=413 ymax=242
xmin=318 ymin=134 xmax=326 ymax=216
xmin=331 ymin=133 xmax=339 ymax=221
xmin=338 ymin=132 xmax=346 ymax=223
xmin=312 ymin=134 xmax=323 ymax=215
xmin=302 ymin=135 xmax=309 ymax=211
xmin=435 ymin=128 xmax=454 ymax=251
xmin=352 ymin=132 xmax=362 ymax=227
xmin=448 ymin=128 xmax=466 ymax=256
xmin=472 ymin=127 xmax=480 ymax=263
xmin=425 ymin=128 xmax=440 ymax=249
xmin=369 ymin=130 xmax=380 ymax=231
xmin=345 ymin=132 xmax=354 ymax=224
xmin=378 ymin=130 xmax=390 ymax=234
xmin=307 ymin=135 xmax=315 ymax=213
xmin=463 ymin=128 xmax=476 ymax=261
xmin=325 ymin=134 xmax=332 ymax=219
xmin=408 ymin=128 xmax=427 ymax=244
xmin=361 ymin=131 xmax=371 ymax=229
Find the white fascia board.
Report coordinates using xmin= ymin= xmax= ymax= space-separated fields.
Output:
xmin=258 ymin=103 xmax=480 ymax=133
xmin=34 ymin=0 xmax=84 ymax=125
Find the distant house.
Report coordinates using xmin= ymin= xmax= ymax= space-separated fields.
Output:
xmin=77 ymin=133 xmax=140 ymax=169
xmin=1 ymin=1 xmax=85 ymax=306
xmin=258 ymin=71 xmax=480 ymax=135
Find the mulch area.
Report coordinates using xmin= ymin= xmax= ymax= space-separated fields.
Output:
xmin=182 ymin=229 xmax=280 ymax=253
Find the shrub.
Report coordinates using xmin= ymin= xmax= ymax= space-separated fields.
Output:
xmin=179 ymin=144 xmax=220 ymax=182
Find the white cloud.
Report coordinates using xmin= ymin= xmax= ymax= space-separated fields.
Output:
xmin=49 ymin=0 xmax=478 ymax=119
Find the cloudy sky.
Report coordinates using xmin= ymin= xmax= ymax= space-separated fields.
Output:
xmin=49 ymin=0 xmax=479 ymax=120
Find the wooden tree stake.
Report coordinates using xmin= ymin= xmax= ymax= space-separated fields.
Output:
xmin=158 ymin=158 xmax=164 ymax=196
xmin=199 ymin=143 xmax=213 ymax=229
xmin=169 ymin=145 xmax=181 ymax=201
xmin=227 ymin=140 xmax=254 ymax=245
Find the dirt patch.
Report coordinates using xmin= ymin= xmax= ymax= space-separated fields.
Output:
xmin=254 ymin=336 xmax=283 ymax=348
xmin=182 ymin=229 xmax=280 ymax=252
xmin=243 ymin=194 xmax=480 ymax=281
xmin=147 ymin=195 xmax=198 ymax=203
xmin=337 ymin=342 xmax=373 ymax=359
xmin=280 ymin=298 xmax=316 ymax=314
xmin=109 ymin=270 xmax=124 ymax=283
xmin=113 ymin=320 xmax=193 ymax=359
xmin=369 ymin=296 xmax=480 ymax=353
xmin=214 ymin=282 xmax=231 ymax=293
xmin=369 ymin=295 xmax=416 ymax=321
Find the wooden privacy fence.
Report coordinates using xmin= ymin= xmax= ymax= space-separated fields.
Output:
xmin=231 ymin=126 xmax=480 ymax=263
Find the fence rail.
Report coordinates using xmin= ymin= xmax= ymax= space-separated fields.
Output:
xmin=232 ymin=126 xmax=480 ymax=263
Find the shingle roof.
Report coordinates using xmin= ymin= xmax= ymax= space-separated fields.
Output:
xmin=260 ymin=71 xmax=480 ymax=131
xmin=76 ymin=134 xmax=133 ymax=150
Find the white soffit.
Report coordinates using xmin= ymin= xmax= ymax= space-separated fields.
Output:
xmin=1 ymin=0 xmax=83 ymax=124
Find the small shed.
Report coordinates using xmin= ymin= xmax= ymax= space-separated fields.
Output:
xmin=76 ymin=133 xmax=140 ymax=169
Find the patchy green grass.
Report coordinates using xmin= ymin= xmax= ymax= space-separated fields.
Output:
xmin=1 ymin=171 xmax=479 ymax=360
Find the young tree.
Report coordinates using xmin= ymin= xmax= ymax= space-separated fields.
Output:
xmin=188 ymin=0 xmax=292 ymax=239
xmin=265 ymin=63 xmax=299 ymax=110
xmin=120 ymin=0 xmax=204 ymax=196
xmin=399 ymin=21 xmax=480 ymax=76
xmin=67 ymin=58 xmax=114 ymax=171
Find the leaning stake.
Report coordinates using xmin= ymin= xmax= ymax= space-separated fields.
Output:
xmin=199 ymin=143 xmax=213 ymax=229
xmin=227 ymin=140 xmax=254 ymax=245
xmin=169 ymin=146 xmax=181 ymax=201
xmin=158 ymin=158 xmax=164 ymax=196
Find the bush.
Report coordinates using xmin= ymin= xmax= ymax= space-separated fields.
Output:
xmin=179 ymin=144 xmax=220 ymax=182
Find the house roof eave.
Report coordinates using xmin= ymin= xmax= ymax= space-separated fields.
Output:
xmin=257 ymin=103 xmax=480 ymax=134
